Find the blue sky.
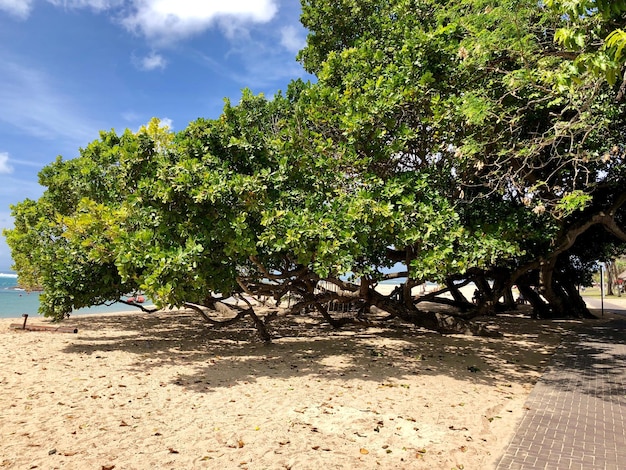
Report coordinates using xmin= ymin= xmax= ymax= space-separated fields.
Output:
xmin=0 ymin=0 xmax=311 ymax=271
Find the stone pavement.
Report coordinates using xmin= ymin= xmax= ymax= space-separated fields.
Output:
xmin=495 ymin=315 xmax=626 ymax=469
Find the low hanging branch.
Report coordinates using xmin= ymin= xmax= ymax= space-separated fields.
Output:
xmin=366 ymin=289 xmax=502 ymax=337
xmin=509 ymin=190 xmax=626 ymax=289
xmin=235 ymin=294 xmax=272 ymax=342
xmin=117 ymin=299 xmax=159 ymax=313
xmin=183 ymin=301 xmax=247 ymax=326
xmin=312 ymin=301 xmax=358 ymax=328
xmin=223 ymin=254 xmax=506 ymax=338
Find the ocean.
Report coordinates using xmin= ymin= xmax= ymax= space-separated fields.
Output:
xmin=0 ymin=272 xmax=153 ymax=319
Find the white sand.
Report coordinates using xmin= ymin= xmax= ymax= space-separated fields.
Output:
xmin=0 ymin=307 xmax=593 ymax=469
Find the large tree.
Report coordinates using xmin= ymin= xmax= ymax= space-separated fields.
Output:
xmin=6 ymin=0 xmax=626 ymax=340
xmin=298 ymin=0 xmax=626 ymax=317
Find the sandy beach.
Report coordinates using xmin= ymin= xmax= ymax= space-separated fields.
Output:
xmin=0 ymin=305 xmax=610 ymax=469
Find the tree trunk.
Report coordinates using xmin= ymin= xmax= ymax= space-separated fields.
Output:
xmin=538 ymin=258 xmax=568 ymax=319
xmin=473 ymin=275 xmax=493 ymax=300
xmin=517 ymin=283 xmax=551 ymax=319
xmin=501 ymin=287 xmax=515 ymax=309
xmin=607 ymin=259 xmax=616 ymax=296
xmin=247 ymin=307 xmax=272 ymax=342
xmin=558 ymin=278 xmax=595 ymax=319
xmin=445 ymin=279 xmax=472 ymax=312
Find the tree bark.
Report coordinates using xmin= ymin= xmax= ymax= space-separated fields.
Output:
xmin=557 ymin=277 xmax=595 ymax=319
xmin=369 ymin=291 xmax=501 ymax=337
xmin=517 ymin=282 xmax=551 ymax=319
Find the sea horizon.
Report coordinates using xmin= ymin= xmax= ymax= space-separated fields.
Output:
xmin=0 ymin=272 xmax=154 ymax=319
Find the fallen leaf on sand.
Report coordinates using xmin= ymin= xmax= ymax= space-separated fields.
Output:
xmin=360 ymin=448 xmax=369 ymax=455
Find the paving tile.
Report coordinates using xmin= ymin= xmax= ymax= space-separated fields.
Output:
xmin=495 ymin=318 xmax=626 ymax=470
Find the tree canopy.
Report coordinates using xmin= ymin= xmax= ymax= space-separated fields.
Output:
xmin=5 ymin=0 xmax=626 ymax=341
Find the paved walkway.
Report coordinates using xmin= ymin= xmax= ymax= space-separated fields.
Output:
xmin=495 ymin=313 xmax=626 ymax=469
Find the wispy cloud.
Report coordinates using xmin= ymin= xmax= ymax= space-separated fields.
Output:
xmin=0 ymin=59 xmax=100 ymax=147
xmin=121 ymin=110 xmax=141 ymax=122
xmin=280 ymin=25 xmax=306 ymax=54
xmin=7 ymin=157 xmax=46 ymax=169
xmin=46 ymin=0 xmax=125 ymax=11
xmin=0 ymin=0 xmax=34 ymax=19
xmin=137 ymin=51 xmax=167 ymax=71
xmin=0 ymin=174 xmax=43 ymax=199
xmin=194 ymin=45 xmax=305 ymax=92
xmin=0 ymin=152 xmax=14 ymax=174
xmin=47 ymin=0 xmax=124 ymax=10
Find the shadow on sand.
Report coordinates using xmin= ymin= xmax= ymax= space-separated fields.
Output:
xmin=55 ymin=309 xmax=594 ymax=395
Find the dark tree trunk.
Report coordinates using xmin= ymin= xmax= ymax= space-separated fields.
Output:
xmin=517 ymin=283 xmax=551 ymax=318
xmin=445 ymin=279 xmax=472 ymax=312
xmin=501 ymin=287 xmax=515 ymax=309
xmin=538 ymin=258 xmax=567 ymax=318
xmin=473 ymin=275 xmax=493 ymax=299
xmin=491 ymin=270 xmax=516 ymax=310
xmin=558 ymin=278 xmax=595 ymax=319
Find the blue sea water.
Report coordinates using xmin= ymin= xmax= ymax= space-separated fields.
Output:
xmin=0 ymin=273 xmax=153 ymax=319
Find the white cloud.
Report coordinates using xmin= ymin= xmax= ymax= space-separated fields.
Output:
xmin=139 ymin=51 xmax=167 ymax=70
xmin=0 ymin=152 xmax=14 ymax=174
xmin=7 ymin=1 xmax=280 ymax=44
xmin=121 ymin=110 xmax=141 ymax=122
xmin=159 ymin=117 xmax=173 ymax=129
xmin=122 ymin=0 xmax=278 ymax=44
xmin=0 ymin=0 xmax=34 ymax=18
xmin=280 ymin=25 xmax=306 ymax=54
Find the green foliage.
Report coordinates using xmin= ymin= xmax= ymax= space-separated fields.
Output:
xmin=548 ymin=0 xmax=626 ymax=85
xmin=4 ymin=0 xmax=626 ymax=326
xmin=605 ymin=29 xmax=626 ymax=67
xmin=556 ymin=190 xmax=593 ymax=217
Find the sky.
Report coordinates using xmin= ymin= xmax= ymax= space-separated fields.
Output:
xmin=0 ymin=0 xmax=312 ymax=271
